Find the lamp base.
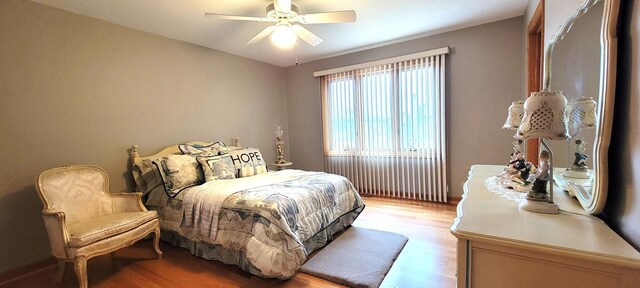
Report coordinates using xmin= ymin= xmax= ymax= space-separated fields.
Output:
xmin=519 ymin=199 xmax=560 ymax=214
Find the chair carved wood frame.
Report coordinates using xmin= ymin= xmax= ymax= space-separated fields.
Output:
xmin=36 ymin=165 xmax=162 ymax=288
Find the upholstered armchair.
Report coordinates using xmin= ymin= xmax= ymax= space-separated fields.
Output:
xmin=36 ymin=165 xmax=162 ymax=288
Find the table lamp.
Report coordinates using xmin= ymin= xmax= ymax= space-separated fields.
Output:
xmin=502 ymin=100 xmax=525 ymax=154
xmin=563 ymin=97 xmax=597 ymax=179
xmin=515 ymin=89 xmax=570 ymax=214
xmin=501 ymin=100 xmax=531 ymax=188
xmin=274 ymin=124 xmax=286 ymax=164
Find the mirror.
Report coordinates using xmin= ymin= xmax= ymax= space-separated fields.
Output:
xmin=545 ymin=0 xmax=620 ymax=214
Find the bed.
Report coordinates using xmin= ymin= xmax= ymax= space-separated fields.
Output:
xmin=129 ymin=142 xmax=365 ymax=279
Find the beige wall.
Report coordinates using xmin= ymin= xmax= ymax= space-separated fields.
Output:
xmin=284 ymin=17 xmax=524 ymax=198
xmin=0 ymin=0 xmax=287 ymax=272
xmin=603 ymin=0 xmax=640 ymax=249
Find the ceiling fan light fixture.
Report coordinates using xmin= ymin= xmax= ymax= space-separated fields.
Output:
xmin=206 ymin=1 xmax=354 ymax=47
xmin=271 ymin=24 xmax=297 ymax=48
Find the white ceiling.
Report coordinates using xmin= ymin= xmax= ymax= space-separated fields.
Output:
xmin=31 ymin=0 xmax=529 ymax=67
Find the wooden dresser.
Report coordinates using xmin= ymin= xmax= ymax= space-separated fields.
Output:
xmin=450 ymin=165 xmax=640 ymax=288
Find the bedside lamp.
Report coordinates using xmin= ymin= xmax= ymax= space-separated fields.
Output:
xmin=274 ymin=124 xmax=286 ymax=164
xmin=563 ymin=97 xmax=597 ymax=179
xmin=515 ymin=89 xmax=569 ymax=214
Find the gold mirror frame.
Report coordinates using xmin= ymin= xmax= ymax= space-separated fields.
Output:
xmin=544 ymin=0 xmax=620 ymax=214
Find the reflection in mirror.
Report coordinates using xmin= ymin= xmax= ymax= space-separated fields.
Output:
xmin=548 ymin=1 xmax=603 ymax=189
xmin=545 ymin=0 xmax=619 ymax=214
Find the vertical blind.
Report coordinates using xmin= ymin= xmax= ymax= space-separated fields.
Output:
xmin=319 ymin=49 xmax=448 ymax=202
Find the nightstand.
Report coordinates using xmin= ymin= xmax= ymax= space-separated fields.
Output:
xmin=271 ymin=162 xmax=293 ymax=171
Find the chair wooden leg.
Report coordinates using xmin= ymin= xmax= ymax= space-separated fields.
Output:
xmin=73 ymin=256 xmax=88 ymax=288
xmin=56 ymin=260 xmax=65 ymax=283
xmin=152 ymin=226 xmax=163 ymax=258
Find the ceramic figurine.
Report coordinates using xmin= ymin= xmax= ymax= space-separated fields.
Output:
xmin=572 ymin=140 xmax=588 ymax=172
xmin=505 ymin=152 xmax=520 ymax=174
xmin=500 ymin=153 xmax=519 ymax=182
xmin=529 ymin=150 xmax=551 ymax=201
xmin=512 ymin=139 xmax=523 ymax=154
xmin=506 ymin=151 xmax=532 ymax=185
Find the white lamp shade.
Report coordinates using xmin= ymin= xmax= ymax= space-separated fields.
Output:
xmin=271 ymin=25 xmax=296 ymax=48
xmin=566 ymin=97 xmax=597 ymax=132
xmin=515 ymin=90 xmax=569 ymax=140
xmin=502 ymin=100 xmax=525 ymax=130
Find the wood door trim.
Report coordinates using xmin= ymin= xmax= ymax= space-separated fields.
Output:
xmin=526 ymin=0 xmax=544 ymax=164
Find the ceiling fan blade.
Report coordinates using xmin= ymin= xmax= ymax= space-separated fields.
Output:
xmin=204 ymin=13 xmax=275 ymax=22
xmin=291 ymin=25 xmax=323 ymax=46
xmin=246 ymin=26 xmax=277 ymax=44
xmin=294 ymin=10 xmax=356 ymax=24
xmin=274 ymin=0 xmax=291 ymax=13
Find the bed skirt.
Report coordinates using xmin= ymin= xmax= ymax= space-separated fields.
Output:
xmin=160 ymin=205 xmax=364 ymax=279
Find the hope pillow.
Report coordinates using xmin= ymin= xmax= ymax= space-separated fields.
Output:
xmin=226 ymin=148 xmax=268 ymax=177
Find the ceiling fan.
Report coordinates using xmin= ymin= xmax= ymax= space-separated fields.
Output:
xmin=204 ymin=0 xmax=356 ymax=48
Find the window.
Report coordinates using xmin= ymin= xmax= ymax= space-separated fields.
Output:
xmin=322 ymin=58 xmax=443 ymax=157
xmin=317 ymin=48 xmax=448 ymax=202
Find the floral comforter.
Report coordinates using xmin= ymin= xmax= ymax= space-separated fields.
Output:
xmin=154 ymin=169 xmax=365 ymax=278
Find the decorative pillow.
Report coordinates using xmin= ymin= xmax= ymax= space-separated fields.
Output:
xmin=238 ymin=165 xmax=268 ymax=178
xmin=227 ymin=148 xmax=268 ymax=177
xmin=197 ymin=155 xmax=236 ymax=182
xmin=217 ymin=145 xmax=244 ymax=155
xmin=179 ymin=142 xmax=226 ymax=157
xmin=133 ymin=158 xmax=163 ymax=195
xmin=153 ymin=155 xmax=204 ymax=197
xmin=144 ymin=185 xmax=167 ymax=207
xmin=131 ymin=162 xmax=148 ymax=193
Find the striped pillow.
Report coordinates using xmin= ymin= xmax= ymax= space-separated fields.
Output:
xmin=238 ymin=165 xmax=268 ymax=178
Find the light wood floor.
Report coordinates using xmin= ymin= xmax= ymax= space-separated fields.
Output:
xmin=1 ymin=196 xmax=458 ymax=288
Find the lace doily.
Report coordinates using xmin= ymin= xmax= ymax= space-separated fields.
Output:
xmin=485 ymin=176 xmax=527 ymax=202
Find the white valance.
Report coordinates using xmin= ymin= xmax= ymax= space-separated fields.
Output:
xmin=313 ymin=46 xmax=450 ymax=77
